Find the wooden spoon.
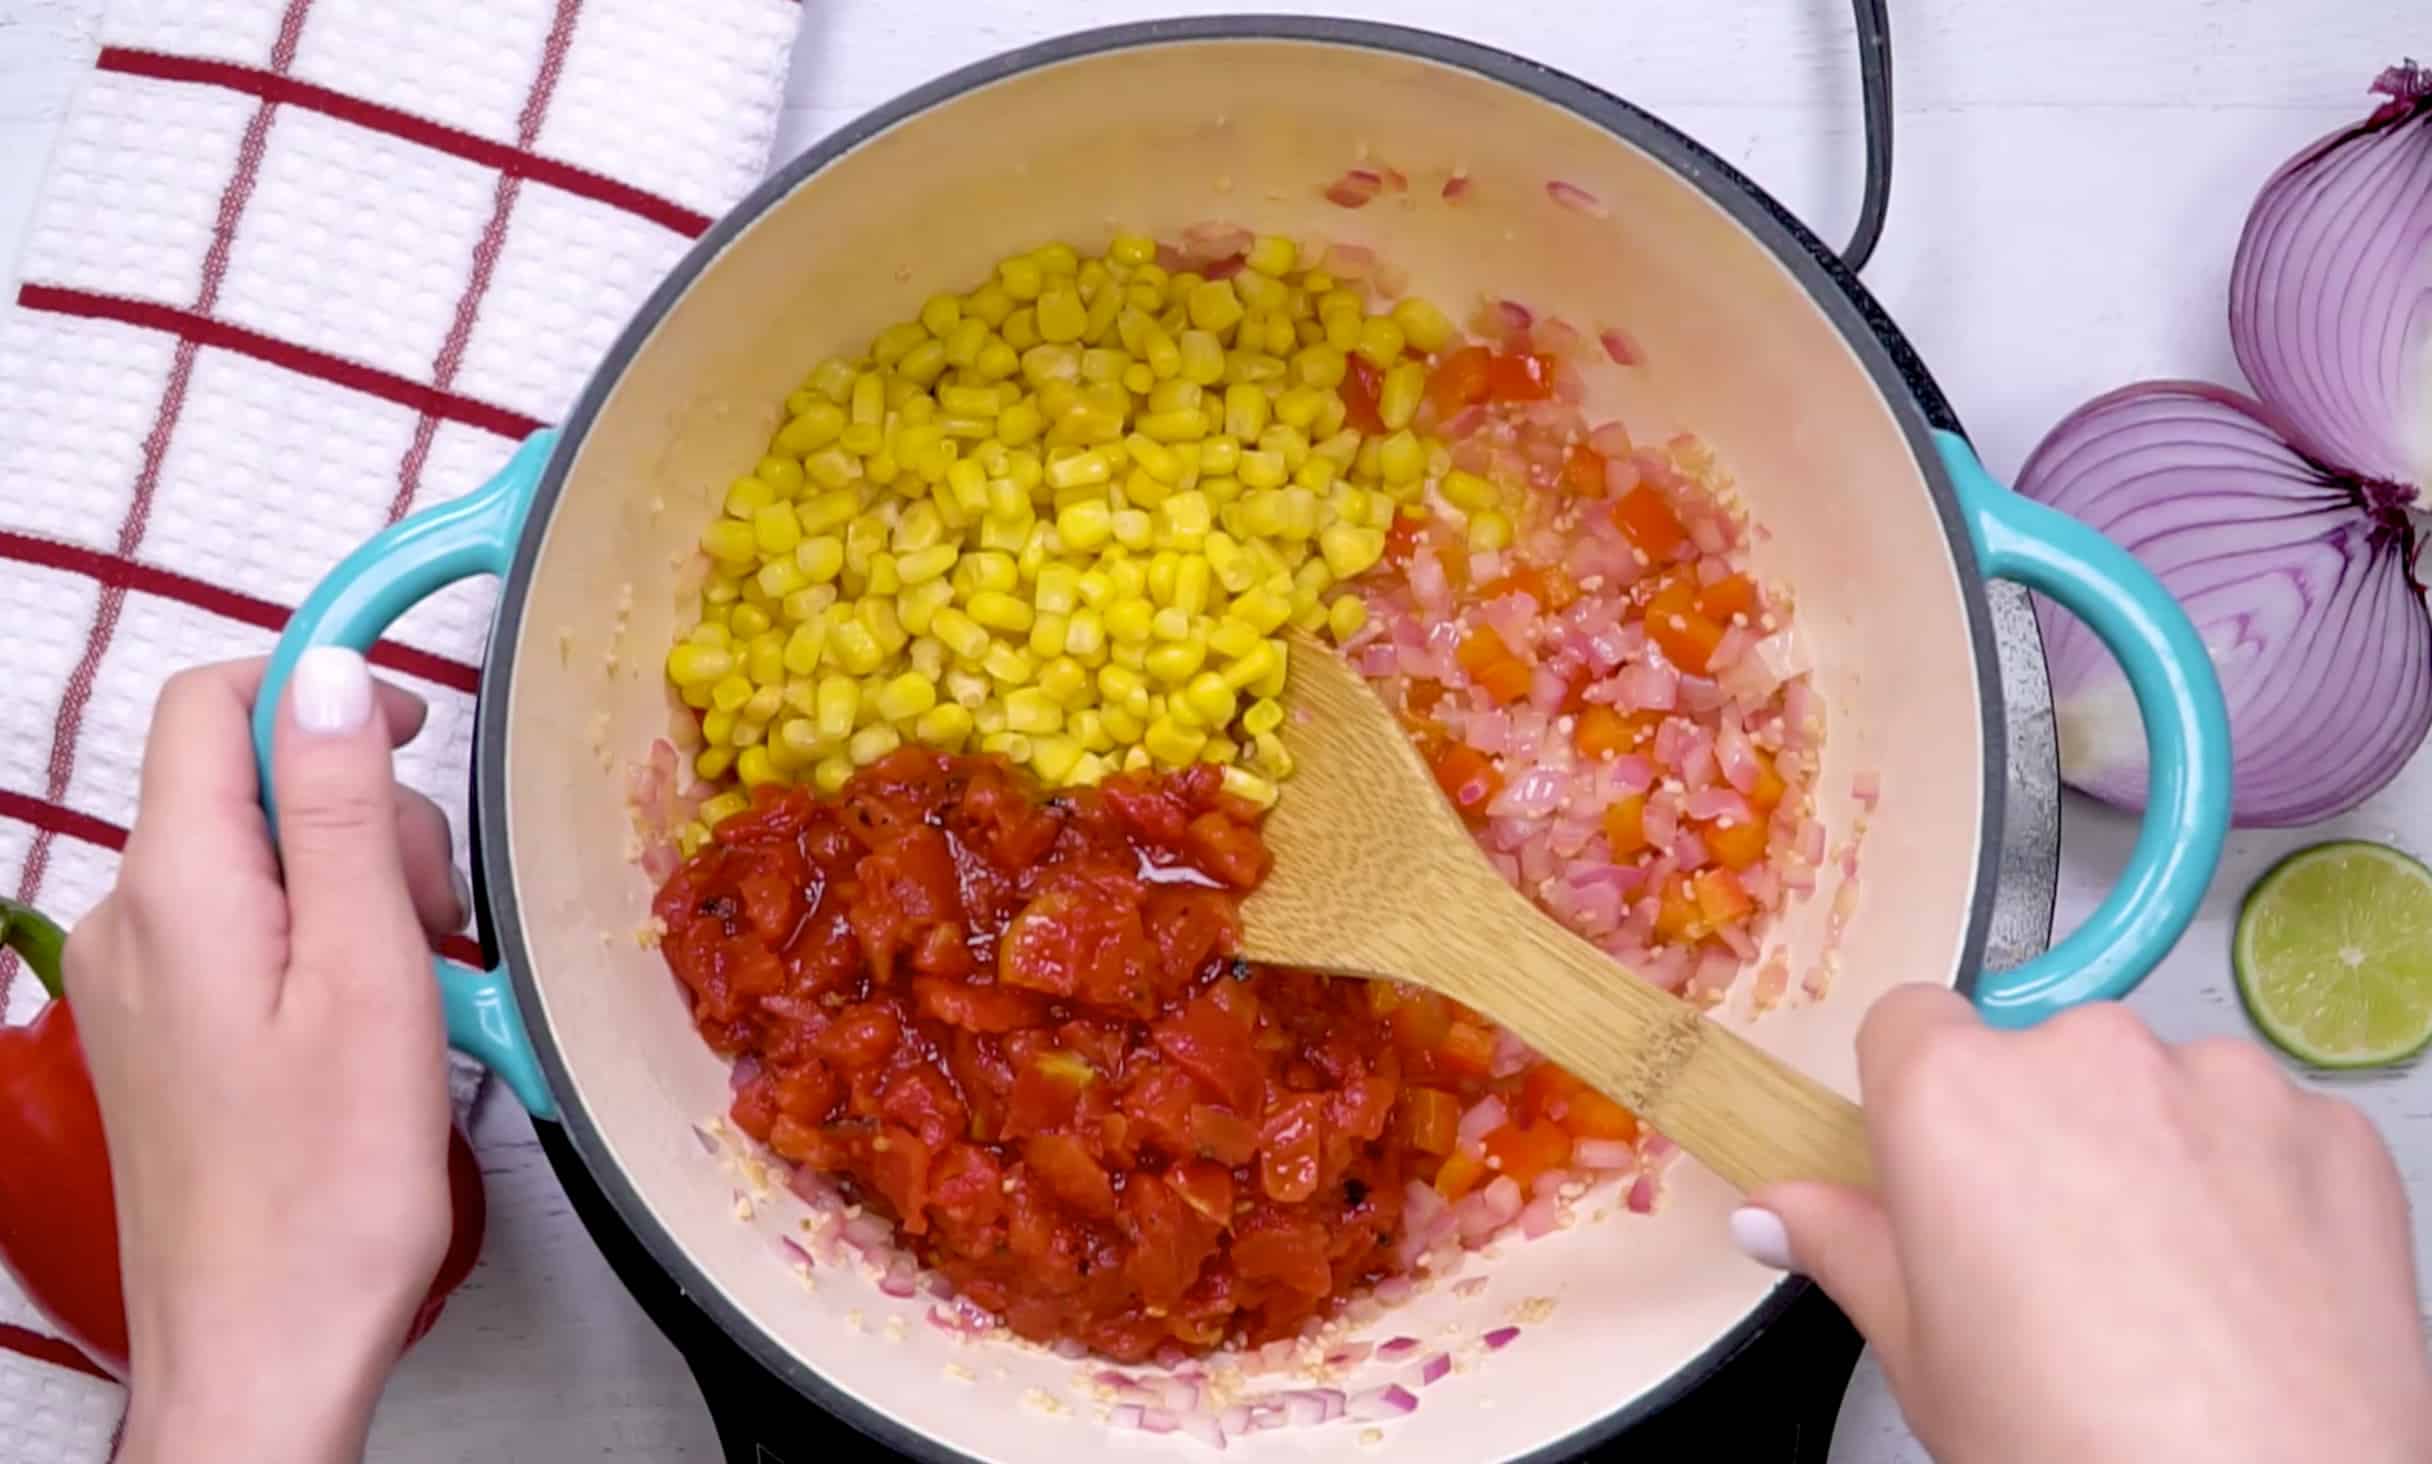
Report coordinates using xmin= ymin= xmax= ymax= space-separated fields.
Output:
xmin=1236 ymin=632 xmax=1874 ymax=1193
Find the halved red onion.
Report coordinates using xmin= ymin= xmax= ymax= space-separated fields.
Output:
xmin=2016 ymin=381 xmax=2430 ymax=825
xmin=2229 ymin=63 xmax=2432 ymax=492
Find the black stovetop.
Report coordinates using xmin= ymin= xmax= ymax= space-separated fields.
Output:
xmin=532 ymin=1119 xmax=1861 ymax=1464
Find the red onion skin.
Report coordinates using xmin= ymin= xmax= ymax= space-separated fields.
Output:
xmin=2229 ymin=67 xmax=2432 ymax=492
xmin=2016 ymin=381 xmax=2431 ymax=826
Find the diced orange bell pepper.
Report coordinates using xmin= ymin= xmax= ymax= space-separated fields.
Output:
xmin=1645 ymin=581 xmax=1726 ymax=674
xmin=1437 ymin=1021 xmax=1499 ymax=1079
xmin=1366 ymin=980 xmax=1404 ymax=1017
xmin=1703 ymin=817 xmax=1768 ymax=870
xmin=1692 ymin=868 xmax=1754 ymax=928
xmin=1747 ymin=749 xmax=1788 ymax=813
xmin=1391 ymin=993 xmax=1454 ymax=1055
xmin=1398 ymin=1087 xmax=1462 ymax=1156
xmin=1564 ymin=1089 xmax=1640 ymax=1143
xmin=1482 ymin=1122 xmax=1574 ymax=1189
xmin=1695 ymin=572 xmax=1759 ymax=623
xmin=1562 ymin=442 xmax=1607 ymax=496
xmin=1427 ymin=741 xmax=1504 ymax=818
xmin=1519 ymin=1063 xmax=1588 ymax=1125
xmin=1576 ymin=706 xmax=1655 ymax=760
xmin=1483 ymin=563 xmax=1579 ymax=613
xmin=1653 ymin=876 xmax=1704 ymax=943
xmin=1603 ymin=794 xmax=1648 ymax=856
xmin=1611 ymin=484 xmax=1688 ymax=560
xmin=1455 ymin=626 xmax=1534 ymax=704
xmin=1434 ymin=1148 xmax=1489 ymax=1202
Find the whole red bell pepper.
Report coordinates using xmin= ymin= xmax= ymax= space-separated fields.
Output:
xmin=0 ymin=897 xmax=486 ymax=1378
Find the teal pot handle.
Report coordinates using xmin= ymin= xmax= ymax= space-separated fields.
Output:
xmin=1934 ymin=430 xmax=2231 ymax=1026
xmin=250 ymin=430 xmax=557 ymax=1118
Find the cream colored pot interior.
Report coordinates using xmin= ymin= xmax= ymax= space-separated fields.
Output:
xmin=499 ymin=33 xmax=1986 ymax=1463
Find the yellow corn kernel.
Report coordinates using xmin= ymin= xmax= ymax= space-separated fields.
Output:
xmin=1354 ymin=315 xmax=1407 ymax=371
xmin=808 ymin=753 xmax=852 ymax=794
xmin=977 ymin=729 xmax=1027 ymax=760
xmin=1387 ymin=295 xmax=1451 ymax=352
xmin=813 ymin=675 xmax=859 ymax=740
xmin=724 ymin=475 xmax=776 ymax=521
xmin=776 ymin=402 xmax=847 ymax=456
xmin=727 ymin=603 xmax=773 ymax=640
xmin=1026 ymin=733 xmax=1083 ymax=784
xmin=983 ymin=642 xmax=1035 ymax=686
xmin=1319 ymin=290 xmax=1364 ymax=351
xmin=1108 ymin=232 xmax=1157 ymax=266
xmin=1000 ymin=310 xmax=1039 ymax=353
xmin=823 ymin=619 xmax=882 ymax=676
xmin=966 ymin=589 xmax=1033 ymax=633
xmin=1320 ymin=523 xmax=1387 ymax=580
xmin=1327 ymin=593 xmax=1370 ymax=642
xmin=1022 ymin=561 xmax=1074 ymax=615
xmin=730 ymin=744 xmax=777 ymax=788
xmin=1291 ymin=343 xmax=1349 ymax=390
xmin=1171 ymin=276 xmax=1239 ymax=335
xmin=1097 ymin=660 xmax=1149 ymax=709
xmin=1004 ymin=687 xmax=1063 ymax=734
xmin=1228 ymin=584 xmax=1292 ymax=634
xmin=1376 ymin=358 xmax=1426 ymax=432
xmin=1219 ymin=383 xmax=1268 ymax=441
xmin=864 ymin=552 xmax=902 ymax=596
xmin=1441 ymin=467 xmax=1497 ymax=511
xmin=701 ymin=518 xmax=757 ymax=564
xmin=714 ymin=672 xmax=759 ymax=713
xmin=893 ymin=540 xmax=957 ymax=587
xmin=998 ymin=254 xmax=1044 ymax=301
xmin=1215 ymin=765 xmax=1275 ymax=809
xmin=1028 ymin=610 xmax=1069 ymax=660
xmin=1037 ymin=655 xmax=1089 ymax=706
xmin=1106 ymin=597 xmax=1155 ymax=644
xmin=1046 ymin=447 xmax=1111 ymax=490
xmin=702 ymin=706 xmax=738 ymax=747
xmin=1162 ymin=555 xmax=1207 ymax=615
xmin=795 ymin=486 xmax=857 ymax=535
xmin=931 ymin=606 xmax=988 ymax=660
xmin=1468 ymin=507 xmax=1514 ymax=551
xmin=699 ymin=791 xmax=751 ymax=828
xmin=666 ymin=643 xmax=734 ymax=687
xmin=1375 ymin=430 xmax=1424 ymax=488
xmin=1145 ymin=638 xmax=1207 ymax=685
xmin=1236 ymin=695 xmax=1284 ymax=739
xmin=1036 ymin=287 xmax=1087 ymax=344
xmin=1150 ymin=603 xmax=1192 ymax=641
xmin=1123 ymin=432 xmax=1180 ymax=484
xmin=1143 ymin=716 xmax=1207 ymax=767
xmin=874 ymin=671 xmax=937 ymax=722
xmin=1297 ymin=455 xmax=1341 ymax=494
xmin=1237 ymin=450 xmax=1288 ymax=492
xmin=1181 ymin=671 xmax=1238 ymax=727
xmin=1100 ymin=508 xmax=1145 ymax=551
xmin=849 ymin=724 xmax=902 ymax=766
xmin=1274 ymin=385 xmax=1328 ymax=431
xmin=686 ymin=620 xmax=732 ymax=650
xmin=1056 ymin=499 xmax=1113 ymax=553
xmin=915 ymin=701 xmax=974 ymax=750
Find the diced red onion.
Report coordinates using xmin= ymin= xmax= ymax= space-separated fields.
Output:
xmin=1326 ymin=170 xmax=1384 ymax=208
xmin=1598 ymin=327 xmax=1642 ymax=366
xmin=1414 ymin=1351 xmax=1454 ymax=1387
xmin=1482 ymin=1325 xmax=1522 ymax=1351
xmin=1684 ymin=787 xmax=1750 ymax=822
xmin=1485 ymin=767 xmax=1566 ymax=819
xmin=1443 ymin=173 xmax=1472 ymax=201
xmin=1853 ymin=770 xmax=1882 ymax=806
xmin=1320 ymin=242 xmax=1375 ymax=279
xmin=1545 ymin=180 xmax=1608 ymax=217
xmin=1376 ymin=1336 xmax=1421 ymax=1359
xmin=1456 ymin=1096 xmax=1508 ymax=1151
xmin=727 ymin=1054 xmax=762 ymax=1092
xmin=1573 ymin=1138 xmax=1636 ymax=1170
xmin=690 ymin=1122 xmax=720 ymax=1156
xmin=1110 ymin=1405 xmax=1146 ymax=1431
xmin=1349 ymin=1384 xmax=1421 ymax=1421
xmin=1139 ymin=1406 xmax=1181 ymax=1435
xmin=1614 ymin=659 xmax=1678 ymax=711
xmin=1159 ymin=1376 xmax=1202 ymax=1413
xmin=840 ymin=1213 xmax=892 ymax=1252
xmin=1518 ymin=1195 xmax=1563 ymax=1239
xmin=1374 ymin=1273 xmax=1416 ymax=1306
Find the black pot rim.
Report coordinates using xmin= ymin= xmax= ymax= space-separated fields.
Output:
xmin=476 ymin=14 xmax=2004 ymax=1463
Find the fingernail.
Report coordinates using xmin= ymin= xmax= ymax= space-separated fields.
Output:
xmin=292 ymin=646 xmax=374 ymax=734
xmin=450 ymin=865 xmax=475 ymax=928
xmin=1730 ymin=1206 xmax=1795 ymax=1271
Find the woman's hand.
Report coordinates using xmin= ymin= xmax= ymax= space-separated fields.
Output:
xmin=1742 ymin=986 xmax=2432 ymax=1464
xmin=65 ymin=651 xmax=467 ymax=1464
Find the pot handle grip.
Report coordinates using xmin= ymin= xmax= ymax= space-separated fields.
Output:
xmin=250 ymin=430 xmax=558 ymax=1118
xmin=1934 ymin=431 xmax=2231 ymax=1026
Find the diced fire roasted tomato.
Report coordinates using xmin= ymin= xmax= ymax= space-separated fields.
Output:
xmin=1483 ymin=350 xmax=1556 ymax=402
xmin=1426 ymin=345 xmax=1495 ymax=419
xmin=653 ymin=750 xmax=1409 ymax=1364
xmin=1340 ymin=353 xmax=1388 ymax=435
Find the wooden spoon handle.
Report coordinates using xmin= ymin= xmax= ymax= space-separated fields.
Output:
xmin=1439 ymin=892 xmax=1875 ymax=1194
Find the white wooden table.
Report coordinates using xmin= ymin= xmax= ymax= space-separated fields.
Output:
xmin=4 ymin=1 xmax=2426 ymax=1459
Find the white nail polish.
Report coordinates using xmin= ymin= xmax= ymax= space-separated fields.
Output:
xmin=291 ymin=646 xmax=374 ymax=734
xmin=1730 ymin=1206 xmax=1795 ymax=1271
xmin=450 ymin=865 xmax=475 ymax=928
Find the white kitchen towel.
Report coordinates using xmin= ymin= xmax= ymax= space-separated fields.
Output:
xmin=0 ymin=0 xmax=805 ymax=1431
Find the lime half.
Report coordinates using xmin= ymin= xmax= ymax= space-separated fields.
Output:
xmin=2234 ymin=840 xmax=2432 ymax=1069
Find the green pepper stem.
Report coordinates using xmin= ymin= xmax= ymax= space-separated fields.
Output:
xmin=0 ymin=897 xmax=66 ymax=1002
